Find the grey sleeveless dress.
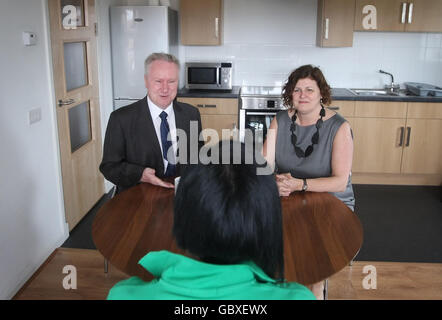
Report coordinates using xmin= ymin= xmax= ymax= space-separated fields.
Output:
xmin=275 ymin=111 xmax=355 ymax=211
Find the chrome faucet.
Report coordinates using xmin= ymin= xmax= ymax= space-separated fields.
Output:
xmin=379 ymin=69 xmax=400 ymax=92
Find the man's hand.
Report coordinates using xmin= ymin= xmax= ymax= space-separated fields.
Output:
xmin=140 ymin=168 xmax=174 ymax=188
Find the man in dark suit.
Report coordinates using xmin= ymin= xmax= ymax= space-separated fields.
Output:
xmin=100 ymin=53 xmax=202 ymax=194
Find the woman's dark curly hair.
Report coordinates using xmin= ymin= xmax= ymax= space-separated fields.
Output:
xmin=282 ymin=65 xmax=331 ymax=108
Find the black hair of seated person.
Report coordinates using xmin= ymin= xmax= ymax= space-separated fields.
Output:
xmin=173 ymin=140 xmax=284 ymax=281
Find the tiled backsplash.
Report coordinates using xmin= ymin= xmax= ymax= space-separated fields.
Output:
xmin=183 ymin=0 xmax=442 ymax=89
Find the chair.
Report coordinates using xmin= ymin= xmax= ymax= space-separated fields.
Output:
xmin=104 ymin=185 xmax=117 ymax=274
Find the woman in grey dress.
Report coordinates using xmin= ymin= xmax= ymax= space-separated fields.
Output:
xmin=263 ymin=65 xmax=354 ymax=299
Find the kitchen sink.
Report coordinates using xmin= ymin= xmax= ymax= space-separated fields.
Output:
xmin=349 ymin=88 xmax=400 ymax=96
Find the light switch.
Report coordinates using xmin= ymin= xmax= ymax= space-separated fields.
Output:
xmin=29 ymin=108 xmax=42 ymax=125
xmin=23 ymin=32 xmax=37 ymax=46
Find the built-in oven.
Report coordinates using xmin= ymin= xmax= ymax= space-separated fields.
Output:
xmin=239 ymin=86 xmax=287 ymax=147
xmin=185 ymin=62 xmax=233 ymax=90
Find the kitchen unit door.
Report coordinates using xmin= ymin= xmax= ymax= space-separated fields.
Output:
xmin=355 ymin=0 xmax=442 ymax=32
xmin=48 ymin=0 xmax=104 ymax=230
xmin=177 ymin=97 xmax=238 ymax=145
xmin=352 ymin=117 xmax=407 ymax=173
xmin=317 ymin=0 xmax=356 ymax=47
xmin=354 ymin=0 xmax=405 ymax=31
xmin=403 ymin=0 xmax=442 ymax=32
xmin=180 ymin=0 xmax=222 ymax=45
xmin=400 ymin=119 xmax=442 ymax=174
xmin=400 ymin=102 xmax=442 ymax=174
xmin=327 ymin=100 xmax=355 ymax=118
xmin=352 ymin=101 xmax=408 ymax=173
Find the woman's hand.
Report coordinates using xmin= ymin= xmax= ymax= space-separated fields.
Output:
xmin=275 ymin=173 xmax=301 ymax=197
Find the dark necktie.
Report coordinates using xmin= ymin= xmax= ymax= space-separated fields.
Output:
xmin=159 ymin=111 xmax=176 ymax=177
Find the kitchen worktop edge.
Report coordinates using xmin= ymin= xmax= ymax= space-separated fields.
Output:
xmin=177 ymin=86 xmax=241 ymax=99
xmin=178 ymin=86 xmax=442 ymax=102
xmin=331 ymin=88 xmax=442 ymax=103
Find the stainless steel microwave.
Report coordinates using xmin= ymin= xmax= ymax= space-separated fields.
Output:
xmin=185 ymin=62 xmax=232 ymax=90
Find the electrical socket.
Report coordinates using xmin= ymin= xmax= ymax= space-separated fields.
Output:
xmin=29 ymin=108 xmax=42 ymax=125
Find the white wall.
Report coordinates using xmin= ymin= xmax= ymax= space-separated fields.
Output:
xmin=97 ymin=0 xmax=122 ymax=192
xmin=184 ymin=0 xmax=442 ymax=88
xmin=0 ymin=0 xmax=68 ymax=299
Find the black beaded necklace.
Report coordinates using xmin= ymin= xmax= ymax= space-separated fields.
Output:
xmin=290 ymin=105 xmax=326 ymax=158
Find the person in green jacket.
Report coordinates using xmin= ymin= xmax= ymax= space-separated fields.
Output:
xmin=107 ymin=140 xmax=315 ymax=300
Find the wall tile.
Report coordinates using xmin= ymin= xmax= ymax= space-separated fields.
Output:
xmin=183 ymin=0 xmax=442 ymax=88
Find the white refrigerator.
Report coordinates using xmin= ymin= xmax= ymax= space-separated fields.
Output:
xmin=110 ymin=6 xmax=178 ymax=110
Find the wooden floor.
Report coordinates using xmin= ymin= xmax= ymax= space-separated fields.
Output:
xmin=13 ymin=248 xmax=442 ymax=300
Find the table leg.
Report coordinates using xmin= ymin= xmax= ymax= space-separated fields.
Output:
xmin=104 ymin=258 xmax=109 ymax=274
xmin=323 ymin=279 xmax=328 ymax=300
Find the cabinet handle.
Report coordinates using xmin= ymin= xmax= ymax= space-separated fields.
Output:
xmin=401 ymin=3 xmax=407 ymax=24
xmin=328 ymin=106 xmax=340 ymax=110
xmin=324 ymin=18 xmax=329 ymax=40
xmin=215 ymin=17 xmax=219 ymax=39
xmin=405 ymin=127 xmax=411 ymax=147
xmin=197 ymin=104 xmax=217 ymax=108
xmin=408 ymin=3 xmax=413 ymax=24
xmin=399 ymin=127 xmax=405 ymax=146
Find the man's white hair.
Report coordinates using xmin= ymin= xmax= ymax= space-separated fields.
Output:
xmin=144 ymin=52 xmax=180 ymax=75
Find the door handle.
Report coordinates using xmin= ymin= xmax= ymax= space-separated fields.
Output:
xmin=324 ymin=18 xmax=329 ymax=40
xmin=408 ymin=3 xmax=414 ymax=24
xmin=215 ymin=17 xmax=219 ymax=39
xmin=401 ymin=3 xmax=407 ymax=24
xmin=58 ymin=98 xmax=75 ymax=107
xmin=399 ymin=127 xmax=405 ymax=146
xmin=405 ymin=127 xmax=411 ymax=147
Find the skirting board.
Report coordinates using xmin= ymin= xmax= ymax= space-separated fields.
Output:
xmin=352 ymin=173 xmax=442 ymax=186
xmin=4 ymin=233 xmax=68 ymax=300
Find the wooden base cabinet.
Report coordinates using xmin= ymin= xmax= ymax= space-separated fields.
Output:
xmin=353 ymin=117 xmax=406 ymax=173
xmin=333 ymin=100 xmax=441 ymax=185
xmin=177 ymin=97 xmax=238 ymax=145
xmin=351 ymin=101 xmax=408 ymax=174
xmin=401 ymin=112 xmax=442 ymax=175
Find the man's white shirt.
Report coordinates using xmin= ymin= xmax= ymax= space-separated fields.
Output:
xmin=147 ymin=96 xmax=177 ymax=173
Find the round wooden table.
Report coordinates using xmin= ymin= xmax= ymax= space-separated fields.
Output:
xmin=92 ymin=183 xmax=363 ymax=285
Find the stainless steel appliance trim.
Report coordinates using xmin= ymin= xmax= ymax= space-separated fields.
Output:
xmin=246 ymin=112 xmax=278 ymax=116
xmin=216 ymin=67 xmax=220 ymax=85
xmin=185 ymin=62 xmax=233 ymax=90
xmin=239 ymin=109 xmax=246 ymax=143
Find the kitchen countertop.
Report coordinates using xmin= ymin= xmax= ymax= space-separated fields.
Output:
xmin=177 ymin=86 xmax=241 ymax=99
xmin=178 ymin=86 xmax=442 ymax=102
xmin=332 ymin=88 xmax=442 ymax=102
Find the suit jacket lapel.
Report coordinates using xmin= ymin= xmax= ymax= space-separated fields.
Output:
xmin=173 ymin=101 xmax=185 ymax=131
xmin=138 ymin=97 xmax=164 ymax=173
